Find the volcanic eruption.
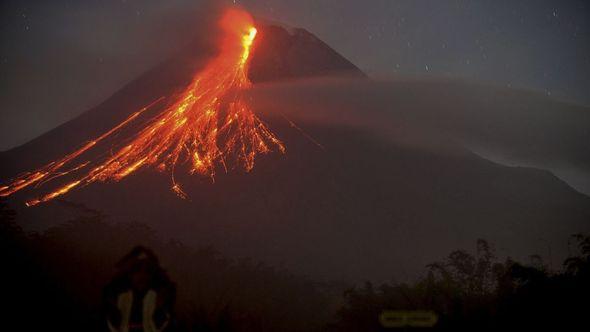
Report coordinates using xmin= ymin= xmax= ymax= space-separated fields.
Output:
xmin=0 ymin=9 xmax=285 ymax=206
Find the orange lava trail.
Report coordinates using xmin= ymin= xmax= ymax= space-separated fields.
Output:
xmin=0 ymin=9 xmax=285 ymax=206
xmin=0 ymin=97 xmax=164 ymax=198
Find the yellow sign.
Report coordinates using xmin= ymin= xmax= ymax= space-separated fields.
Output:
xmin=379 ymin=310 xmax=439 ymax=328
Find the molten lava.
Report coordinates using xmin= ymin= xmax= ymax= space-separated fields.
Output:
xmin=0 ymin=9 xmax=285 ymax=206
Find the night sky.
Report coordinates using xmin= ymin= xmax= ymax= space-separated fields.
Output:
xmin=1 ymin=0 xmax=588 ymax=151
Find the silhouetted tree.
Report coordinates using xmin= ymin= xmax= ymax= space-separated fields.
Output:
xmin=331 ymin=236 xmax=590 ymax=331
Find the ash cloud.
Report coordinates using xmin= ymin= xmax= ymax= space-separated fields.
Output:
xmin=251 ymin=77 xmax=590 ymax=195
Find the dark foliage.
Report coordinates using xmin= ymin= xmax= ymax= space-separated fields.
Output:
xmin=1 ymin=200 xmax=588 ymax=331
xmin=330 ymin=237 xmax=590 ymax=331
xmin=1 ymin=197 xmax=91 ymax=330
xmin=0 ymin=200 xmax=333 ymax=331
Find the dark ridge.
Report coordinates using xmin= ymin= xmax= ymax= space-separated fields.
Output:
xmin=248 ymin=25 xmax=367 ymax=83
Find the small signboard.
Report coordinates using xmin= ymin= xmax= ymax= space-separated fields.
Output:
xmin=379 ymin=310 xmax=439 ymax=328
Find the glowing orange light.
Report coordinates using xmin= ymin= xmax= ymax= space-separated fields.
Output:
xmin=241 ymin=27 xmax=257 ymax=65
xmin=0 ymin=9 xmax=285 ymax=205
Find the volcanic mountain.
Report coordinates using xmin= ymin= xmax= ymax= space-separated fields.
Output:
xmin=1 ymin=21 xmax=589 ymax=281
xmin=248 ymin=23 xmax=367 ymax=82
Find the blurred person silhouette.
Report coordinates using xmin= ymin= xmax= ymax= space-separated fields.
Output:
xmin=103 ymin=246 xmax=176 ymax=332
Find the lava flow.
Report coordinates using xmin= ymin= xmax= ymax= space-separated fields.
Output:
xmin=0 ymin=9 xmax=285 ymax=206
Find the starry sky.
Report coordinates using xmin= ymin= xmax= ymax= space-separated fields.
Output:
xmin=1 ymin=0 xmax=588 ymax=151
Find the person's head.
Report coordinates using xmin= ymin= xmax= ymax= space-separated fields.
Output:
xmin=116 ymin=246 xmax=162 ymax=292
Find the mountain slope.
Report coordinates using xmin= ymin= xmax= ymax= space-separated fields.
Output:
xmin=1 ymin=24 xmax=588 ymax=281
xmin=249 ymin=24 xmax=367 ymax=82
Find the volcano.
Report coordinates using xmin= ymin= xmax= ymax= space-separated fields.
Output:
xmin=0 ymin=10 xmax=290 ymax=205
xmin=1 ymin=12 xmax=589 ymax=281
xmin=248 ymin=23 xmax=367 ymax=82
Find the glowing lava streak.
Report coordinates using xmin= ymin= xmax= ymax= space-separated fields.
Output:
xmin=0 ymin=9 xmax=285 ymax=206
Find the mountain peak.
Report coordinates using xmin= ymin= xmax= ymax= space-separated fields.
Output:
xmin=248 ymin=23 xmax=367 ymax=83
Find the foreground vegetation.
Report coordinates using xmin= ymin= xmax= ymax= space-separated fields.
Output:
xmin=1 ymin=198 xmax=588 ymax=331
xmin=330 ymin=236 xmax=590 ymax=331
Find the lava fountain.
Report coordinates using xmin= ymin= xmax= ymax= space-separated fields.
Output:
xmin=0 ymin=9 xmax=285 ymax=206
